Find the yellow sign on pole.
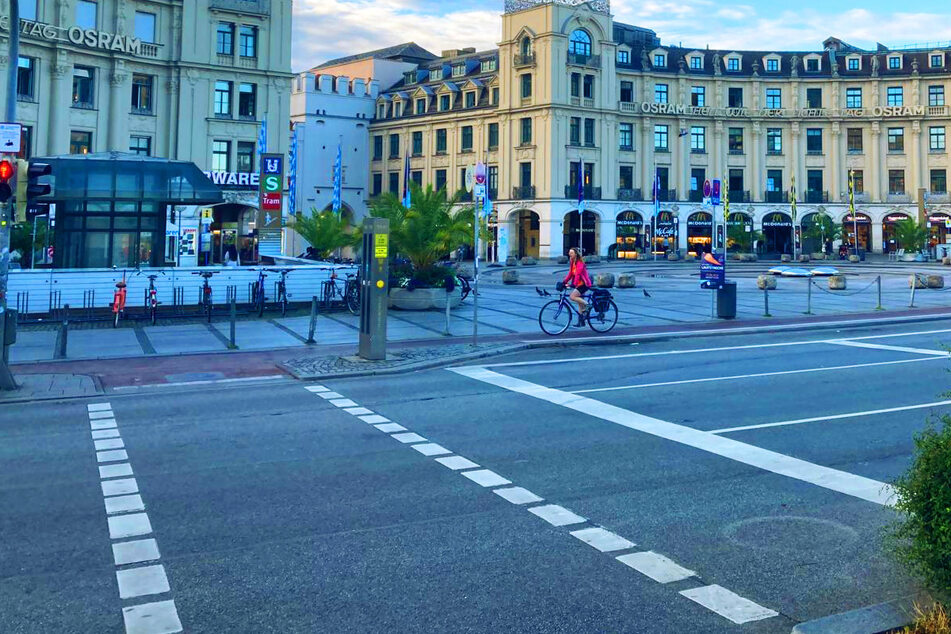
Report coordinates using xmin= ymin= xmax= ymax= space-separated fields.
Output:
xmin=374 ymin=233 xmax=388 ymax=259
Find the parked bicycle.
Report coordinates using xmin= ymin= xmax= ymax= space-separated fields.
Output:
xmin=251 ymin=269 xmax=269 ymax=317
xmin=111 ymin=268 xmax=130 ymax=328
xmin=144 ymin=271 xmax=165 ymax=326
xmin=324 ymin=268 xmax=360 ymax=315
xmin=538 ymin=284 xmax=618 ymax=335
xmin=266 ymin=268 xmax=293 ymax=317
xmin=192 ymin=271 xmax=218 ymax=322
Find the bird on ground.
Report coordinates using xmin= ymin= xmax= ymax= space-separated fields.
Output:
xmin=535 ymin=287 xmax=544 ymax=297
xmin=643 ymin=289 xmax=652 ymax=298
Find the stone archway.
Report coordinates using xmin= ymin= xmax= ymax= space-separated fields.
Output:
xmin=761 ymin=212 xmax=793 ymax=256
xmin=563 ymin=209 xmax=599 ymax=256
xmin=506 ymin=209 xmax=540 ymax=259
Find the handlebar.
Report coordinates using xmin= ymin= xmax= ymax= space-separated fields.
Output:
xmin=191 ymin=271 xmax=217 ymax=278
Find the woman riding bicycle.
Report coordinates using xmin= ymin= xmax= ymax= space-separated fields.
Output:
xmin=562 ymin=247 xmax=592 ymax=326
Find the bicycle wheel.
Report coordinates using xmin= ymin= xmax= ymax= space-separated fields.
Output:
xmin=457 ymin=276 xmax=471 ymax=301
xmin=345 ymin=284 xmax=360 ymax=315
xmin=113 ymin=309 xmax=120 ymax=328
xmin=205 ymin=299 xmax=213 ymax=323
xmin=538 ymin=300 xmax=571 ymax=336
xmin=257 ymin=289 xmax=265 ymax=317
xmin=587 ymin=299 xmax=618 ymax=333
xmin=150 ymin=305 xmax=157 ymax=326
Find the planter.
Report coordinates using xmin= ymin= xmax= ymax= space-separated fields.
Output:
xmin=502 ymin=270 xmax=519 ymax=284
xmin=594 ymin=273 xmax=615 ymax=288
xmin=810 ymin=253 xmax=826 ymax=261
xmin=505 ymin=256 xmax=518 ymax=266
xmin=828 ymin=275 xmax=847 ymax=290
xmin=667 ymin=252 xmax=680 ymax=261
xmin=848 ymin=255 xmax=861 ymax=263
xmin=583 ymin=255 xmax=601 ymax=264
xmin=684 ymin=253 xmax=697 ymax=261
xmin=389 ymin=287 xmax=463 ymax=311
xmin=798 ymin=255 xmax=811 ymax=263
xmin=617 ymin=273 xmax=636 ymax=288
xmin=943 ymin=257 xmax=951 ymax=266
xmin=455 ymin=265 xmax=474 ymax=280
xmin=927 ymin=275 xmax=945 ymax=289
xmin=757 ymin=274 xmax=777 ymax=290
xmin=909 ymin=274 xmax=928 ymax=289
xmin=780 ymin=254 xmax=792 ymax=263
xmin=520 ymin=257 xmax=537 ymax=266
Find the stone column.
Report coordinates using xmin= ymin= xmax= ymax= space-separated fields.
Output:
xmin=910 ymin=121 xmax=921 ymax=198
xmin=750 ymin=123 xmax=761 ymax=201
xmin=868 ymin=122 xmax=881 ymax=202
xmin=108 ymin=70 xmax=130 ymax=151
xmin=48 ymin=60 xmax=71 ymax=155
xmin=829 ymin=122 xmax=841 ymax=203
xmin=791 ymin=123 xmax=802 ymax=202
xmin=640 ymin=116 xmax=653 ymax=198
xmin=166 ymin=77 xmax=180 ymax=159
xmin=872 ymin=122 xmax=884 ymax=202
xmin=674 ymin=117 xmax=686 ymax=200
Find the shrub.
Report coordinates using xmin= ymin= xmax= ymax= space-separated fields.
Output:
xmin=889 ymin=415 xmax=951 ymax=597
xmin=389 ymin=263 xmax=454 ymax=290
xmin=902 ymin=602 xmax=949 ymax=634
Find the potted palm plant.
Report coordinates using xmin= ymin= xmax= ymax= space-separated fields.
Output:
xmin=289 ymin=208 xmax=361 ymax=259
xmin=893 ymin=218 xmax=929 ymax=261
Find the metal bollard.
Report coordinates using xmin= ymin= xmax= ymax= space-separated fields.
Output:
xmin=763 ymin=287 xmax=771 ymax=317
xmin=910 ymin=275 xmax=918 ymax=308
xmin=306 ymin=295 xmax=318 ymax=344
xmin=444 ymin=289 xmax=452 ymax=336
xmin=876 ymin=275 xmax=883 ymax=310
xmin=806 ymin=280 xmax=813 ymax=315
xmin=228 ymin=299 xmax=237 ymax=349
xmin=56 ymin=304 xmax=70 ymax=359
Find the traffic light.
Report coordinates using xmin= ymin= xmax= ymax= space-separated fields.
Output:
xmin=0 ymin=158 xmax=14 ymax=204
xmin=15 ymin=160 xmax=51 ymax=221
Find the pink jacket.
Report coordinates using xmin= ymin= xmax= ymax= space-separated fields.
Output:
xmin=563 ymin=259 xmax=592 ymax=288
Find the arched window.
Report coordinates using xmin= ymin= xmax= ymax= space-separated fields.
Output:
xmin=569 ymin=29 xmax=592 ymax=57
xmin=520 ymin=36 xmax=532 ymax=57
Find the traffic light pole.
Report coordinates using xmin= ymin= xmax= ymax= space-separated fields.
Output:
xmin=0 ymin=0 xmax=21 ymax=390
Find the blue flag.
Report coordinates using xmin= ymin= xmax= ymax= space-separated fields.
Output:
xmin=257 ymin=115 xmax=268 ymax=157
xmin=482 ymin=187 xmax=492 ymax=218
xmin=652 ymin=169 xmax=661 ymax=218
xmin=288 ymin=126 xmax=298 ymax=216
xmin=577 ymin=160 xmax=585 ymax=212
xmin=401 ymin=149 xmax=411 ymax=208
xmin=331 ymin=143 xmax=342 ymax=213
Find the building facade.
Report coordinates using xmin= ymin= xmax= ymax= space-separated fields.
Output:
xmin=0 ymin=0 xmax=293 ymax=267
xmin=366 ymin=0 xmax=951 ymax=259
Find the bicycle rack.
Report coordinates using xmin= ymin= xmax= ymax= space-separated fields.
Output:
xmin=227 ymin=285 xmax=237 ymax=305
xmin=173 ymin=287 xmax=185 ymax=315
xmin=83 ymin=290 xmax=96 ymax=320
xmin=247 ymin=282 xmax=255 ymax=304
xmin=48 ymin=290 xmax=62 ymax=320
xmin=15 ymin=292 xmax=28 ymax=323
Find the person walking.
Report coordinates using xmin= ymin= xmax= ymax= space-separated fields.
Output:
xmin=562 ymin=247 xmax=592 ymax=326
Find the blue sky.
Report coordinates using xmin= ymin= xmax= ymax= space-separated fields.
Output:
xmin=291 ymin=0 xmax=951 ymax=72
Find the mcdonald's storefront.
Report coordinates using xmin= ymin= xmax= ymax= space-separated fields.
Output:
xmin=615 ymin=210 xmax=645 ymax=258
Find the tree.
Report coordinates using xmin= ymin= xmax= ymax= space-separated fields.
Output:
xmin=289 ymin=209 xmax=360 ymax=259
xmin=893 ymin=218 xmax=929 ymax=252
xmin=11 ymin=221 xmax=47 ymax=268
xmin=370 ymin=183 xmax=474 ymax=271
xmin=803 ymin=213 xmax=842 ymax=251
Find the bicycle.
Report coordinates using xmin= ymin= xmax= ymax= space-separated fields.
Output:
xmin=251 ymin=269 xmax=268 ymax=317
xmin=325 ymin=268 xmax=360 ymax=315
xmin=266 ymin=268 xmax=293 ymax=317
xmin=456 ymin=275 xmax=471 ymax=301
xmin=538 ymin=284 xmax=618 ymax=336
xmin=111 ymin=268 xmax=130 ymax=328
xmin=144 ymin=271 xmax=165 ymax=326
xmin=192 ymin=271 xmax=218 ymax=322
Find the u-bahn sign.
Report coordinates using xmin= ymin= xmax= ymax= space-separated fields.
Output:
xmin=258 ymin=154 xmax=284 ymax=241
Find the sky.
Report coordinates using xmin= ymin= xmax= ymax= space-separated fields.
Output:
xmin=291 ymin=0 xmax=951 ymax=72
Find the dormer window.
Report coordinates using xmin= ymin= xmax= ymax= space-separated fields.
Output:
xmin=689 ymin=56 xmax=702 ymax=69
xmin=727 ymin=57 xmax=740 ymax=71
xmin=377 ymin=104 xmax=386 ymax=119
xmin=452 ymin=64 xmax=466 ymax=78
xmin=482 ymin=59 xmax=497 ymax=72
xmin=930 ymin=53 xmax=944 ymax=68
xmin=439 ymin=94 xmax=451 ymax=111
xmin=464 ymin=91 xmax=476 ymax=108
xmin=415 ymin=98 xmax=426 ymax=115
xmin=888 ymin=55 xmax=902 ymax=70
xmin=766 ymin=58 xmax=779 ymax=72
xmin=617 ymin=50 xmax=630 ymax=64
xmin=394 ymin=101 xmax=403 ymax=117
xmin=847 ymin=56 xmax=861 ymax=71
xmin=404 ymin=72 xmax=416 ymax=85
xmin=653 ymin=53 xmax=666 ymax=67
xmin=806 ymin=57 xmax=820 ymax=72
xmin=430 ymin=69 xmax=442 ymax=81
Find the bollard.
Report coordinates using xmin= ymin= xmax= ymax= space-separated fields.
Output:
xmin=763 ymin=287 xmax=771 ymax=317
xmin=228 ymin=299 xmax=237 ymax=349
xmin=306 ymin=295 xmax=318 ymax=344
xmin=876 ymin=275 xmax=883 ymax=310
xmin=806 ymin=280 xmax=813 ymax=315
xmin=910 ymin=277 xmax=917 ymax=308
xmin=56 ymin=304 xmax=70 ymax=359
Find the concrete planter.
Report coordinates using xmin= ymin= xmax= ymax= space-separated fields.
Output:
xmin=848 ymin=255 xmax=861 ymax=263
xmin=828 ymin=275 xmax=847 ymax=290
xmin=617 ymin=273 xmax=636 ymax=288
xmin=927 ymin=275 xmax=945 ymax=289
xmin=943 ymin=257 xmax=951 ymax=266
xmin=583 ymin=255 xmax=601 ymax=264
xmin=389 ymin=287 xmax=463 ymax=311
xmin=798 ymin=255 xmax=811 ymax=263
xmin=684 ymin=253 xmax=697 ymax=261
xmin=594 ymin=273 xmax=615 ymax=288
xmin=557 ymin=255 xmax=569 ymax=264
xmin=810 ymin=253 xmax=826 ymax=261
xmin=520 ymin=257 xmax=537 ymax=266
xmin=909 ymin=274 xmax=927 ymax=289
xmin=667 ymin=252 xmax=680 ymax=261
xmin=901 ymin=253 xmax=917 ymax=262
xmin=780 ymin=254 xmax=792 ymax=263
xmin=502 ymin=270 xmax=519 ymax=284
xmin=455 ymin=265 xmax=474 ymax=280
xmin=757 ymin=274 xmax=777 ymax=290
xmin=505 ymin=256 xmax=518 ymax=267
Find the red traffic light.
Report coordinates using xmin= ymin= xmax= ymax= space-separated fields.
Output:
xmin=0 ymin=159 xmax=13 ymax=181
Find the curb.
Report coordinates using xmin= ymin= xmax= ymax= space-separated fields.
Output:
xmin=791 ymin=592 xmax=932 ymax=634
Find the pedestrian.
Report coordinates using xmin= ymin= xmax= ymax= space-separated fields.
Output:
xmin=562 ymin=247 xmax=592 ymax=327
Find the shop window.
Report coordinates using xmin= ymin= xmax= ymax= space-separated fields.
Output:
xmin=70 ymin=130 xmax=92 ymax=155
xmin=237 ymin=141 xmax=255 ymax=172
xmin=131 ymin=74 xmax=153 ymax=113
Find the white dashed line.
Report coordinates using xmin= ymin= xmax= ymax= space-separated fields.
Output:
xmin=412 ymin=443 xmax=452 ymax=457
xmin=113 ymin=539 xmax=161 ymax=566
xmin=343 ymin=407 xmax=374 ymax=416
xmin=616 ymin=551 xmax=697 ymax=583
xmin=359 ymin=414 xmax=390 ymax=424
xmin=89 ymin=410 xmax=116 ymax=420
xmin=528 ymin=504 xmax=587 ymax=527
xmin=304 ymin=385 xmax=329 ymax=393
xmin=108 ymin=512 xmax=153 ymax=539
xmin=88 ymin=403 xmax=113 ymax=412
xmin=105 ymin=494 xmax=146 ymax=515
xmin=94 ymin=438 xmax=126 ymax=451
xmin=374 ymin=423 xmax=408 ymax=433
xmin=461 ymin=469 xmax=512 ymax=488
xmin=434 ymin=455 xmax=480 ymax=470
xmin=97 ymin=449 xmax=129 ymax=463
xmin=90 ymin=419 xmax=118 ymax=430
xmin=679 ymin=585 xmax=778 ymax=624
xmin=329 ymin=398 xmax=358 ymax=408
xmin=316 ymin=391 xmax=343 ymax=400
xmin=391 ymin=432 xmax=427 ymax=444
xmin=100 ymin=463 xmax=134 ymax=479
xmin=116 ymin=564 xmax=171 ymax=599
xmin=122 ymin=600 xmax=182 ymax=634
xmin=570 ymin=527 xmax=635 ymax=553
xmin=92 ymin=429 xmax=122 ymax=440
xmin=493 ymin=487 xmax=544 ymax=505
xmin=826 ymin=340 xmax=949 ymax=356
xmin=101 ymin=478 xmax=139 ymax=497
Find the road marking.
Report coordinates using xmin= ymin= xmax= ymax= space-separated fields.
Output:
xmin=570 ymin=527 xmax=635 ymax=552
xmin=572 ymin=357 xmax=943 ymax=394
xmin=89 ymin=410 xmax=116 ymax=420
xmin=412 ymin=443 xmax=452 ymax=457
xmin=113 ymin=375 xmax=286 ymax=391
xmin=493 ymin=487 xmax=544 ymax=505
xmin=461 ymin=469 xmax=512 ymax=488
xmin=94 ymin=438 xmax=125 ymax=451
xmin=375 ymin=423 xmax=407 ymax=433
xmin=680 ymin=585 xmax=779 ymax=624
xmin=108 ymin=512 xmax=153 ymax=539
xmin=329 ymin=398 xmax=358 ymax=408
xmin=105 ymin=494 xmax=146 ymax=515
xmin=100 ymin=463 xmax=134 ymax=479
xmin=617 ymin=551 xmax=696 ymax=583
xmin=528 ymin=504 xmax=587 ymax=527
xmin=102 ymin=478 xmax=139 ymax=497
xmin=391 ymin=432 xmax=427 ymax=444
xmin=710 ymin=400 xmax=951 ymax=434
xmin=450 ymin=367 xmax=894 ymax=506
xmin=359 ymin=414 xmax=390 ymax=424
xmin=116 ymin=564 xmax=170 ymax=599
xmin=316 ymin=391 xmax=343 ymax=400
xmin=305 ymin=385 xmax=329 ymax=393
xmin=91 ymin=419 xmax=118 ymax=430
xmin=98 ymin=449 xmax=130 ymax=463
xmin=435 ymin=455 xmax=480 ymax=471
xmin=343 ymin=407 xmax=374 ymax=416
xmin=122 ymin=600 xmax=182 ymax=634
xmin=113 ymin=539 xmax=161 ymax=566
xmin=92 ymin=429 xmax=121 ymax=440
xmin=88 ymin=403 xmax=113 ymax=412
xmin=826 ymin=340 xmax=949 ymax=356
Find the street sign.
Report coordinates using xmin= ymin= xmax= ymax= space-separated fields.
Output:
xmin=475 ymin=162 xmax=486 ymax=185
xmin=258 ymin=153 xmax=284 ymax=241
xmin=702 ymin=180 xmax=712 ymax=198
xmin=374 ymin=233 xmax=388 ymax=259
xmin=0 ymin=123 xmax=22 ymax=154
xmin=699 ymin=252 xmax=725 ymax=289
xmin=474 ymin=183 xmax=486 ymax=199
xmin=464 ymin=166 xmax=474 ymax=193
xmin=711 ymin=180 xmax=721 ymax=205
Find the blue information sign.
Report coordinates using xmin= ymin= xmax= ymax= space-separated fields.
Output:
xmin=711 ymin=180 xmax=722 ymax=205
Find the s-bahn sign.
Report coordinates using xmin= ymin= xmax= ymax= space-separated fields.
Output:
xmin=0 ymin=17 xmax=146 ymax=56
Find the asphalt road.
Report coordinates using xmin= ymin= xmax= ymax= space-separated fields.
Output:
xmin=3 ymin=319 xmax=950 ymax=633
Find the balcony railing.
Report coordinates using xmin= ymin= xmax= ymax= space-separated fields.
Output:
xmin=688 ymin=190 xmax=703 ymax=202
xmin=764 ymin=191 xmax=785 ymax=203
xmin=565 ymin=185 xmax=602 ymax=200
xmin=731 ymin=190 xmax=751 ymax=203
xmin=928 ymin=106 xmax=949 ymax=116
xmin=619 ymin=101 xmax=637 ymax=112
xmin=512 ymin=185 xmax=536 ymax=200
xmin=567 ymin=53 xmax=601 ymax=68
xmin=887 ymin=192 xmax=912 ymax=203
xmin=617 ymin=188 xmax=642 ymax=201
xmin=514 ymin=53 xmax=536 ymax=67
xmin=804 ymin=190 xmax=829 ymax=203
xmin=657 ymin=189 xmax=676 ymax=202
xmin=459 ymin=191 xmax=473 ymax=202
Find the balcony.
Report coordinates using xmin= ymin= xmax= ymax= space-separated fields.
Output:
xmin=565 ymin=185 xmax=602 ymax=200
xmin=764 ymin=191 xmax=785 ymax=203
xmin=804 ymin=191 xmax=829 ymax=204
xmin=806 ymin=149 xmax=824 ymax=156
xmin=617 ymin=188 xmax=642 ymax=201
xmin=657 ymin=189 xmax=676 ymax=203
xmin=731 ymin=190 xmax=751 ymax=203
xmin=688 ymin=190 xmax=703 ymax=202
xmin=514 ymin=53 xmax=536 ymax=67
xmin=766 ymin=149 xmax=783 ymax=156
xmin=582 ymin=98 xmax=595 ymax=108
xmin=567 ymin=53 xmax=601 ymax=68
xmin=513 ymin=185 xmax=536 ymax=200
xmin=619 ymin=144 xmax=634 ymax=152
xmin=619 ymin=102 xmax=637 ymax=113
xmin=928 ymin=106 xmax=949 ymax=116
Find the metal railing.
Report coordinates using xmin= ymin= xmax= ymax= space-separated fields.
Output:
xmin=565 ymin=185 xmax=602 ymax=200
xmin=617 ymin=188 xmax=642 ymax=201
xmin=764 ymin=191 xmax=785 ymax=203
xmin=567 ymin=53 xmax=601 ymax=68
xmin=804 ymin=190 xmax=829 ymax=203
xmin=512 ymin=185 xmax=536 ymax=199
xmin=514 ymin=53 xmax=536 ymax=67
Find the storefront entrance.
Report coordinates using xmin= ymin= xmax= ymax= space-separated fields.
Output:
xmin=615 ymin=210 xmax=644 ymax=259
xmin=883 ymin=213 xmax=912 ymax=253
xmin=653 ymin=211 xmax=677 ymax=255
xmin=686 ymin=212 xmax=712 ymax=256
xmin=208 ymin=204 xmax=258 ymax=265
xmin=563 ymin=210 xmax=598 ymax=256
xmin=928 ymin=213 xmax=951 ymax=257
xmin=762 ymin=212 xmax=793 ymax=256
xmin=727 ymin=213 xmax=753 ymax=252
xmin=515 ymin=210 xmax=540 ymax=259
xmin=843 ymin=214 xmax=872 ymax=253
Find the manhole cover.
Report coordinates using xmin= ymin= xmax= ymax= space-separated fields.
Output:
xmin=722 ymin=516 xmax=859 ymax=552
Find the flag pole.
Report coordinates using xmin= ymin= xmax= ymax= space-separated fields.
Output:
xmin=849 ymin=169 xmax=857 ymax=256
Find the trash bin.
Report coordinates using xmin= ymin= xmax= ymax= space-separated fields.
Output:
xmin=716 ymin=281 xmax=736 ymax=319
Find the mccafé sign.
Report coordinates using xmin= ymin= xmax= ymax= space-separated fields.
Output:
xmin=0 ymin=17 xmax=144 ymax=56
